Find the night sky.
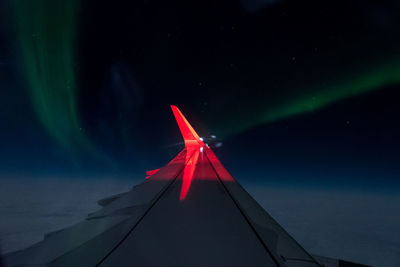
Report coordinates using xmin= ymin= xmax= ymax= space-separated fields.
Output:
xmin=1 ymin=0 xmax=400 ymax=265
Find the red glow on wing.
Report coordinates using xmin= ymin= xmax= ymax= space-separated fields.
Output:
xmin=145 ymin=168 xmax=160 ymax=179
xmin=204 ymin=147 xmax=235 ymax=182
xmin=171 ymin=106 xmax=229 ymax=200
xmin=171 ymin=105 xmax=202 ymax=147
xmin=180 ymin=148 xmax=200 ymax=201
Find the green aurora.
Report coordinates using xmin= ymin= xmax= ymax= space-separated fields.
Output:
xmin=217 ymin=57 xmax=400 ymax=137
xmin=7 ymin=1 xmax=400 ymax=150
xmin=10 ymin=0 xmax=90 ymax=152
xmin=264 ymin=59 xmax=400 ymax=122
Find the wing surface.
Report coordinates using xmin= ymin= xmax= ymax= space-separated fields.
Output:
xmin=3 ymin=106 xmax=367 ymax=267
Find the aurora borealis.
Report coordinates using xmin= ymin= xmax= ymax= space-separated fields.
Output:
xmin=1 ymin=0 xmax=400 ymax=181
xmin=9 ymin=0 xmax=91 ymax=151
xmin=218 ymin=56 xmax=400 ymax=136
xmin=1 ymin=1 xmax=400 ymax=266
xmin=260 ymin=57 xmax=400 ymax=124
xmin=3 ymin=0 xmax=400 ymax=158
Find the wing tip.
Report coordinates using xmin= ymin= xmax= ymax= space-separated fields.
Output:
xmin=170 ymin=105 xmax=202 ymax=146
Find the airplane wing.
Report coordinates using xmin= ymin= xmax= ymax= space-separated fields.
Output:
xmin=3 ymin=106 xmax=367 ymax=267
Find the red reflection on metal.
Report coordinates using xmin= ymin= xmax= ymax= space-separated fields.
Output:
xmin=171 ymin=105 xmax=202 ymax=147
xmin=171 ymin=106 xmax=234 ymax=199
xmin=180 ymin=148 xmax=200 ymax=200
xmin=171 ymin=105 xmax=206 ymax=200
xmin=145 ymin=168 xmax=160 ymax=179
xmin=204 ymin=147 xmax=235 ymax=182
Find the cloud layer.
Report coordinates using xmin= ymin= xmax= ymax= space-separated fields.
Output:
xmin=0 ymin=177 xmax=399 ymax=266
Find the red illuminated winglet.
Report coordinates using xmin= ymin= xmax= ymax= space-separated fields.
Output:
xmin=171 ymin=105 xmax=205 ymax=200
xmin=170 ymin=105 xmax=202 ymax=147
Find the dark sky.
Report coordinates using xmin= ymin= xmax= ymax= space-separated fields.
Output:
xmin=0 ymin=0 xmax=399 ymax=190
xmin=1 ymin=1 xmax=400 ymax=265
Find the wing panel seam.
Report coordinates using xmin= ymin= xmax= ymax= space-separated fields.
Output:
xmin=204 ymin=151 xmax=282 ymax=267
xmin=95 ymin=150 xmax=196 ymax=266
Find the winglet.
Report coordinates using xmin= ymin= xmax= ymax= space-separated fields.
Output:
xmin=171 ymin=105 xmax=202 ymax=147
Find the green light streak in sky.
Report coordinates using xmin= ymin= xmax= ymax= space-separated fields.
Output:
xmin=224 ymin=58 xmax=400 ymax=136
xmin=264 ymin=59 xmax=400 ymax=122
xmin=11 ymin=0 xmax=89 ymax=150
